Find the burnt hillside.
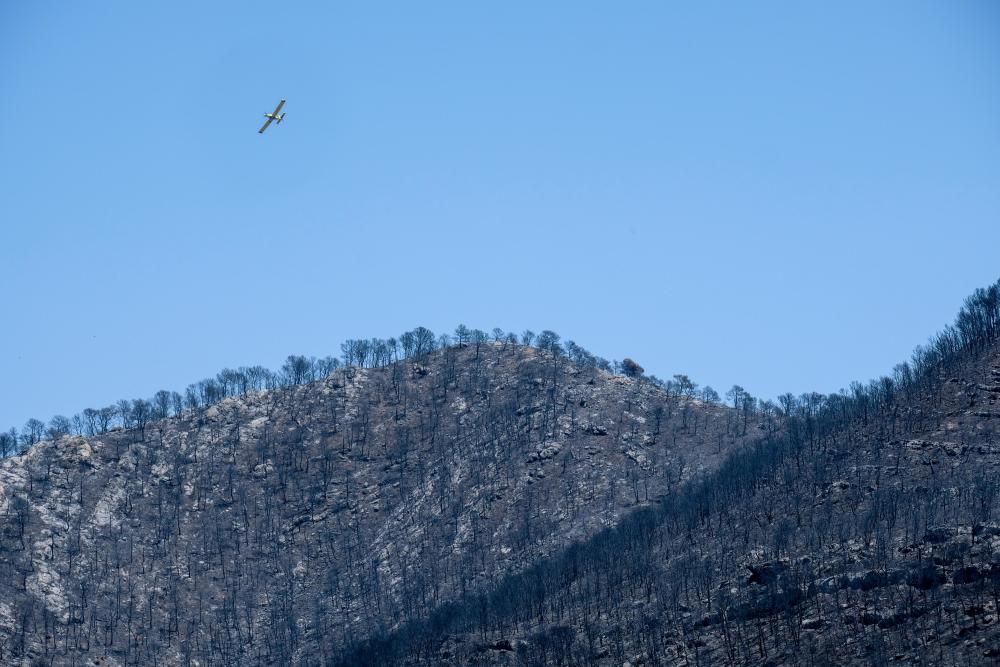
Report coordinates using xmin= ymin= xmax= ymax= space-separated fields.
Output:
xmin=337 ymin=281 xmax=1000 ymax=666
xmin=0 ymin=340 xmax=759 ymax=666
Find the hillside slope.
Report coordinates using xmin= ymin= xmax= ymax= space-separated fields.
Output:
xmin=342 ymin=295 xmax=1000 ymax=666
xmin=0 ymin=342 xmax=758 ymax=666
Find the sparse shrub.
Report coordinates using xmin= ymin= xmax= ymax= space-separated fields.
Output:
xmin=621 ymin=358 xmax=644 ymax=378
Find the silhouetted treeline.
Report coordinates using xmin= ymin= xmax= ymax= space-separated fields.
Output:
xmin=1 ymin=324 xmax=726 ymax=456
xmin=11 ymin=270 xmax=1000 ymax=456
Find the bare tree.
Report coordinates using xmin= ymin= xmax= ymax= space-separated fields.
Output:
xmin=411 ymin=327 xmax=436 ymax=357
xmin=132 ymin=399 xmax=152 ymax=439
xmin=117 ymin=399 xmax=134 ymax=430
xmin=98 ymin=406 xmax=116 ymax=433
xmin=23 ymin=418 xmax=44 ymax=445
xmin=0 ymin=429 xmax=16 ymax=457
xmin=454 ymin=324 xmax=470 ymax=347
xmin=46 ymin=415 xmax=72 ymax=440
xmin=283 ymin=355 xmax=315 ymax=384
xmin=153 ymin=390 xmax=172 ymax=420
xmin=470 ymin=329 xmax=488 ymax=358
xmin=170 ymin=391 xmax=184 ymax=416
xmin=536 ymin=330 xmax=561 ymax=355
xmin=82 ymin=408 xmax=100 ymax=435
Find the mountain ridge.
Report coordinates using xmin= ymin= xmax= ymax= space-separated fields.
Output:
xmin=0 ymin=340 xmax=760 ymax=665
xmin=336 ymin=280 xmax=1000 ymax=666
xmin=1 ymin=280 xmax=997 ymax=665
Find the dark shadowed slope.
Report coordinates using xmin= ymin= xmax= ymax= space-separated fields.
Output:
xmin=0 ymin=341 xmax=760 ymax=665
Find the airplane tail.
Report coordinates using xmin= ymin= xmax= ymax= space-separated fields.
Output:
xmin=277 ymin=113 xmax=285 ymax=124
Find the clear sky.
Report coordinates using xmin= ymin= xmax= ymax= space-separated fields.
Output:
xmin=2 ymin=1 xmax=998 ymax=429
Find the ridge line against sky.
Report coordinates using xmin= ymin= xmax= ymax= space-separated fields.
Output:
xmin=1 ymin=1 xmax=998 ymax=428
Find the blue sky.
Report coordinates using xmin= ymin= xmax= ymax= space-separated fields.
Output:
xmin=1 ymin=1 xmax=998 ymax=429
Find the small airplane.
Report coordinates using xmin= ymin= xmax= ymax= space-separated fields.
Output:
xmin=258 ymin=99 xmax=286 ymax=134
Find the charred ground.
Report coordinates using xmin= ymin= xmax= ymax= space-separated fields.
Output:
xmin=2 ymin=280 xmax=999 ymax=666
xmin=0 ymin=337 xmax=760 ymax=665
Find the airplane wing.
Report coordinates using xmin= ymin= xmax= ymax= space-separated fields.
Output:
xmin=272 ymin=99 xmax=286 ymax=115
xmin=258 ymin=117 xmax=274 ymax=134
